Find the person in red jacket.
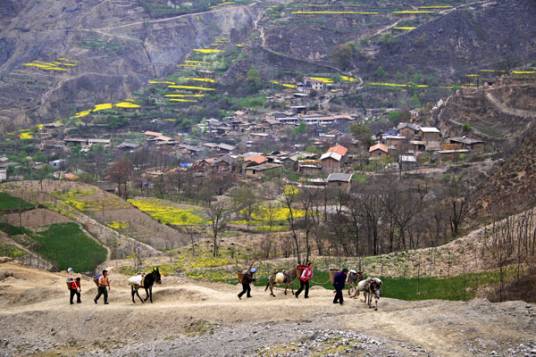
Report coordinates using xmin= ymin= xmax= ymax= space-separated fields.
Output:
xmin=295 ymin=262 xmax=313 ymax=299
xmin=66 ymin=267 xmax=82 ymax=304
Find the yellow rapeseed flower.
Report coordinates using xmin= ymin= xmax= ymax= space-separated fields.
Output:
xmin=75 ymin=110 xmax=91 ymax=118
xmin=168 ymin=85 xmax=216 ymax=91
xmin=394 ymin=26 xmax=416 ymax=31
xmin=182 ymin=77 xmax=217 ymax=84
xmin=193 ymin=49 xmax=223 ymax=54
xmin=309 ymin=76 xmax=334 ymax=84
xmin=93 ymin=103 xmax=113 ymax=112
xmin=292 ymin=10 xmax=379 ymax=15
xmin=19 ymin=132 xmax=33 ymax=140
xmin=115 ymin=102 xmax=141 ymax=109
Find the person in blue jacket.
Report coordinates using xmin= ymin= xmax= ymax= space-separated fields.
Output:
xmin=333 ymin=268 xmax=348 ymax=305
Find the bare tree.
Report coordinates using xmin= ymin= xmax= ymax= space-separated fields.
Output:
xmin=283 ymin=185 xmax=302 ymax=263
xmin=107 ymin=156 xmax=133 ymax=199
xmin=230 ymin=184 xmax=258 ymax=229
xmin=446 ymin=176 xmax=470 ymax=237
xmin=206 ymin=200 xmax=233 ymax=257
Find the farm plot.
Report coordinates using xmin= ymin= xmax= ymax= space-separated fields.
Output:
xmin=231 ymin=204 xmax=305 ymax=232
xmin=0 ymin=192 xmax=34 ymax=212
xmin=3 ymin=208 xmax=72 ymax=229
xmin=53 ymin=188 xmax=190 ymax=250
xmin=95 ymin=207 xmax=190 ymax=250
xmin=128 ymin=198 xmax=208 ymax=226
xmin=30 ymin=223 xmax=107 ymax=272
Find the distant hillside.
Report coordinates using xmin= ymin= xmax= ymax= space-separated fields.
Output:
xmin=2 ymin=0 xmax=536 ymax=130
xmin=359 ymin=0 xmax=536 ymax=81
xmin=0 ymin=0 xmax=255 ymax=130
xmin=473 ymin=121 xmax=536 ymax=219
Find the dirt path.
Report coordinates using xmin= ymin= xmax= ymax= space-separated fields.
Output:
xmin=485 ymin=92 xmax=536 ymax=119
xmin=0 ymin=262 xmax=535 ymax=356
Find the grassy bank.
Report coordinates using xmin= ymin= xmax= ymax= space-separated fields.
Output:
xmin=119 ymin=246 xmax=509 ymax=301
xmin=0 ymin=192 xmax=34 ymax=211
xmin=253 ymin=270 xmax=510 ymax=301
xmin=31 ymin=223 xmax=107 ymax=272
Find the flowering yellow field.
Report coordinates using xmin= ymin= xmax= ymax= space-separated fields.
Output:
xmin=512 ymin=70 xmax=536 ymax=75
xmin=271 ymin=80 xmax=297 ymax=89
xmin=75 ymin=110 xmax=91 ymax=118
xmin=367 ymin=82 xmax=429 ymax=89
xmin=193 ymin=49 xmax=223 ymax=54
xmin=23 ymin=58 xmax=78 ymax=72
xmin=181 ymin=77 xmax=217 ymax=84
xmin=168 ymin=85 xmax=216 ymax=91
xmin=115 ymin=102 xmax=141 ymax=109
xmin=309 ymin=76 xmax=334 ymax=84
xmin=108 ymin=221 xmax=129 ymax=230
xmin=340 ymin=75 xmax=358 ymax=82
xmin=394 ymin=26 xmax=416 ymax=31
xmin=292 ymin=10 xmax=379 ymax=15
xmin=165 ymin=93 xmax=205 ymax=98
xmin=93 ymin=103 xmax=113 ymax=112
xmin=149 ymin=80 xmax=176 ymax=85
xmin=19 ymin=132 xmax=33 ymax=140
xmin=128 ymin=198 xmax=207 ymax=225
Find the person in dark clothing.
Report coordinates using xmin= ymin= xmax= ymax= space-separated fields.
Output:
xmin=333 ymin=268 xmax=348 ymax=305
xmin=94 ymin=270 xmax=110 ymax=305
xmin=295 ymin=262 xmax=313 ymax=299
xmin=69 ymin=277 xmax=82 ymax=304
xmin=238 ymin=268 xmax=256 ymax=299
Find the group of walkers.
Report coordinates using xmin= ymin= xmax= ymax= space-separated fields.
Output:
xmin=67 ymin=264 xmax=358 ymax=306
xmin=238 ymin=262 xmax=352 ymax=305
xmin=65 ymin=268 xmax=111 ymax=305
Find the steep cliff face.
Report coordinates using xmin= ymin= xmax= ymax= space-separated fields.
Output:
xmin=0 ymin=1 xmax=256 ymax=130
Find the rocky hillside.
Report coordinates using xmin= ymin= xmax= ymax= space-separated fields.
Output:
xmin=473 ymin=122 xmax=536 ymax=219
xmin=429 ymin=73 xmax=536 ymax=219
xmin=0 ymin=0 xmax=256 ymax=131
xmin=358 ymin=0 xmax=536 ymax=81
xmin=2 ymin=0 xmax=536 ymax=131
xmin=435 ymin=76 xmax=536 ymax=141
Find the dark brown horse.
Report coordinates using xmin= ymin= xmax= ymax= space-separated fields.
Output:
xmin=129 ymin=267 xmax=162 ymax=303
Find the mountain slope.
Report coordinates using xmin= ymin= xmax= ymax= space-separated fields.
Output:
xmin=359 ymin=0 xmax=536 ymax=80
xmin=0 ymin=1 xmax=256 ymax=130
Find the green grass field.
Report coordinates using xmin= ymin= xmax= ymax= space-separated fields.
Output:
xmin=0 ymin=192 xmax=34 ymax=211
xmin=31 ymin=223 xmax=107 ymax=272
xmin=0 ymin=222 xmax=32 ymax=236
xmin=251 ymin=270 xmax=506 ymax=301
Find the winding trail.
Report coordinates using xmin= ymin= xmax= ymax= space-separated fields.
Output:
xmin=485 ymin=91 xmax=536 ymax=119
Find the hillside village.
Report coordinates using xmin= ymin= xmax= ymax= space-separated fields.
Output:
xmin=0 ymin=74 xmax=494 ymax=189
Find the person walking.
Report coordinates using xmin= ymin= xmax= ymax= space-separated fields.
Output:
xmin=295 ymin=262 xmax=313 ymax=299
xmin=333 ymin=268 xmax=348 ymax=305
xmin=94 ymin=270 xmax=110 ymax=305
xmin=66 ymin=267 xmax=81 ymax=304
xmin=238 ymin=267 xmax=256 ymax=299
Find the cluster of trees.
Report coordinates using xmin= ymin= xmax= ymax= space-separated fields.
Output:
xmin=104 ymin=152 xmax=473 ymax=260
xmin=275 ymin=176 xmax=471 ymax=263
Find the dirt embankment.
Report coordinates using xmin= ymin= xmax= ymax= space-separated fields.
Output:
xmin=0 ymin=262 xmax=535 ymax=356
